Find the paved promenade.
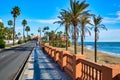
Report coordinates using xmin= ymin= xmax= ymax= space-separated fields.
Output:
xmin=22 ymin=44 xmax=71 ymax=80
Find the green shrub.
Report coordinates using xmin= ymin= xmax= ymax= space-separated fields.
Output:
xmin=24 ymin=40 xmax=28 ymax=42
xmin=0 ymin=39 xmax=5 ymax=48
xmin=42 ymin=40 xmax=48 ymax=44
xmin=68 ymin=41 xmax=72 ymax=47
xmin=28 ymin=36 xmax=31 ymax=41
xmin=18 ymin=39 xmax=23 ymax=44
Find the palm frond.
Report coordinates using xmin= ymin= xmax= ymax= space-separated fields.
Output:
xmin=99 ymin=24 xmax=107 ymax=30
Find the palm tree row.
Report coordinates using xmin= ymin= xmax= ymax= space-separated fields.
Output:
xmin=22 ymin=19 xmax=31 ymax=41
xmin=7 ymin=19 xmax=31 ymax=42
xmin=10 ymin=6 xmax=31 ymax=44
xmin=55 ymin=0 xmax=106 ymax=62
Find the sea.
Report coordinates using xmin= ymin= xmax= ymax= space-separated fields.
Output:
xmin=79 ymin=42 xmax=120 ymax=56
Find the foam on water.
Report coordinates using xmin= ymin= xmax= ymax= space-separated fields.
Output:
xmin=79 ymin=42 xmax=120 ymax=57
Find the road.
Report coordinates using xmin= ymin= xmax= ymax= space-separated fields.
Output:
xmin=0 ymin=41 xmax=35 ymax=80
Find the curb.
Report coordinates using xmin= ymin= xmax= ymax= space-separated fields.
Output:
xmin=13 ymin=47 xmax=34 ymax=80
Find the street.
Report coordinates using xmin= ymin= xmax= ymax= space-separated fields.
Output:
xmin=0 ymin=41 xmax=35 ymax=80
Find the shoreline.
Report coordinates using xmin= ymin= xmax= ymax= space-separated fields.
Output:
xmin=61 ymin=45 xmax=120 ymax=65
xmin=85 ymin=46 xmax=120 ymax=57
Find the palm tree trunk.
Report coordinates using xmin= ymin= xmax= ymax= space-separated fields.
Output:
xmin=81 ymin=35 xmax=84 ymax=55
xmin=23 ymin=26 xmax=25 ymax=42
xmin=81 ymin=25 xmax=84 ymax=55
xmin=27 ymin=31 xmax=28 ymax=40
xmin=66 ymin=35 xmax=68 ymax=50
xmin=13 ymin=17 xmax=16 ymax=45
xmin=74 ymin=25 xmax=77 ymax=54
xmin=95 ymin=28 xmax=97 ymax=62
xmin=40 ymin=32 xmax=41 ymax=43
xmin=65 ymin=25 xmax=68 ymax=51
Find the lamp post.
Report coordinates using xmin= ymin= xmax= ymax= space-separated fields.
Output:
xmin=38 ymin=27 xmax=41 ymax=43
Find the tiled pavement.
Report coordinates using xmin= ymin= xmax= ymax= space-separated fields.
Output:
xmin=22 ymin=45 xmax=71 ymax=80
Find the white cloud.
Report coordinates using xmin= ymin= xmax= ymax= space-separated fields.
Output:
xmin=99 ymin=29 xmax=120 ymax=42
xmin=28 ymin=19 xmax=58 ymax=24
xmin=0 ymin=18 xmax=2 ymax=22
xmin=37 ymin=19 xmax=58 ymax=24
xmin=116 ymin=11 xmax=120 ymax=19
xmin=16 ymin=26 xmax=22 ymax=30
xmin=102 ymin=17 xmax=119 ymax=24
xmin=85 ymin=29 xmax=120 ymax=42
xmin=15 ymin=26 xmax=22 ymax=33
xmin=102 ymin=11 xmax=120 ymax=24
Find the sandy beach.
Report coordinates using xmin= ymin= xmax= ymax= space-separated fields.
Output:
xmin=61 ymin=45 xmax=120 ymax=65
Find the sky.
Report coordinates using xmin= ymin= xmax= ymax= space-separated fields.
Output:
xmin=0 ymin=0 xmax=120 ymax=42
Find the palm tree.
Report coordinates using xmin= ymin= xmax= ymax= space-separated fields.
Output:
xmin=31 ymin=33 xmax=34 ymax=36
xmin=49 ymin=31 xmax=55 ymax=46
xmin=8 ymin=20 xmax=13 ymax=28
xmin=31 ymin=33 xmax=34 ymax=39
xmin=11 ymin=6 xmax=20 ymax=45
xmin=54 ymin=10 xmax=70 ymax=50
xmin=92 ymin=15 xmax=107 ymax=62
xmin=80 ymin=15 xmax=91 ymax=55
xmin=46 ymin=26 xmax=49 ymax=30
xmin=68 ymin=0 xmax=89 ymax=54
xmin=18 ymin=32 xmax=21 ymax=36
xmin=22 ymin=19 xmax=27 ymax=42
xmin=45 ymin=32 xmax=50 ymax=40
xmin=8 ymin=20 xmax=13 ymax=40
xmin=57 ymin=31 xmax=63 ymax=47
xmin=43 ymin=26 xmax=49 ymax=41
xmin=43 ymin=26 xmax=49 ymax=32
xmin=18 ymin=32 xmax=21 ymax=39
xmin=25 ymin=26 xmax=30 ymax=40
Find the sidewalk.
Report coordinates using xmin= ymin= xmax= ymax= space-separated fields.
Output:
xmin=21 ymin=45 xmax=71 ymax=80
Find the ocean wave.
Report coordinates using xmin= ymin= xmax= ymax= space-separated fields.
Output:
xmin=85 ymin=45 xmax=94 ymax=50
xmin=98 ymin=50 xmax=120 ymax=57
xmin=82 ymin=42 xmax=120 ymax=57
xmin=85 ymin=45 xmax=120 ymax=57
